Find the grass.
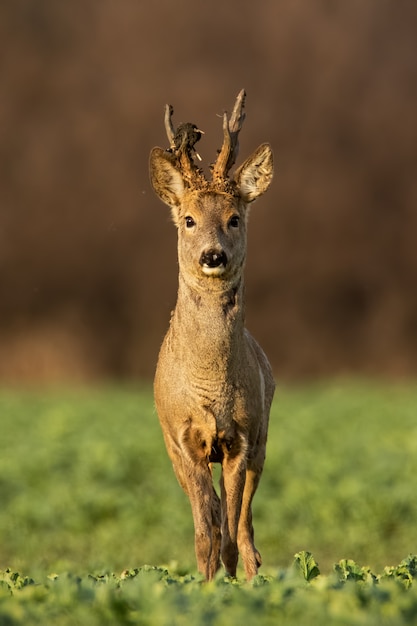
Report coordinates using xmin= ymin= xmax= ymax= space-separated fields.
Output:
xmin=0 ymin=381 xmax=416 ymax=623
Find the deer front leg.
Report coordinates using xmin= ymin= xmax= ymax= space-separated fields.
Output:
xmin=185 ymin=461 xmax=220 ymax=580
xmin=166 ymin=433 xmax=221 ymax=581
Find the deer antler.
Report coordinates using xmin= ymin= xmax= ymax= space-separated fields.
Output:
xmin=212 ymin=89 xmax=246 ymax=185
xmin=162 ymin=91 xmax=246 ymax=191
xmin=163 ymin=104 xmax=204 ymax=188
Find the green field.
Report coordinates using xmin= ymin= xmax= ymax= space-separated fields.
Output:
xmin=1 ymin=382 xmax=416 ymax=623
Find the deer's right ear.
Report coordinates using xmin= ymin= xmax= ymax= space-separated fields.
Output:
xmin=149 ymin=147 xmax=185 ymax=217
xmin=234 ymin=143 xmax=273 ymax=203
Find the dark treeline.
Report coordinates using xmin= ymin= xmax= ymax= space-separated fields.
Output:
xmin=1 ymin=0 xmax=416 ymax=383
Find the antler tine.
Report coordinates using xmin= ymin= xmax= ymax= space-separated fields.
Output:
xmin=164 ymin=104 xmax=175 ymax=149
xmin=212 ymin=89 xmax=246 ymax=184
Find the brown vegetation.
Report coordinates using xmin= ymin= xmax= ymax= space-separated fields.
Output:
xmin=1 ymin=1 xmax=416 ymax=383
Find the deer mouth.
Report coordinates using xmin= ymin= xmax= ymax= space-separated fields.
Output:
xmin=200 ymin=250 xmax=227 ymax=276
xmin=201 ymin=265 xmax=226 ymax=277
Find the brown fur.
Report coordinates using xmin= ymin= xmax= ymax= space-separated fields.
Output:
xmin=150 ymin=93 xmax=274 ymax=581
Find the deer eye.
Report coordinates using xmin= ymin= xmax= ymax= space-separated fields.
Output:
xmin=228 ymin=215 xmax=240 ymax=228
xmin=185 ymin=216 xmax=196 ymax=228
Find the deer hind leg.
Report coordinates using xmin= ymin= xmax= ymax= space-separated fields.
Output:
xmin=237 ymin=463 xmax=264 ymax=580
xmin=210 ymin=483 xmax=222 ymax=576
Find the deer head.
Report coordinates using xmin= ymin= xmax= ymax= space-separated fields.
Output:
xmin=149 ymin=90 xmax=273 ymax=289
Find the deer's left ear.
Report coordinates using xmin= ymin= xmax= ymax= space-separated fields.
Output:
xmin=234 ymin=143 xmax=273 ymax=203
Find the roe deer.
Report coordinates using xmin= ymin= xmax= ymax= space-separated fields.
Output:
xmin=150 ymin=90 xmax=275 ymax=581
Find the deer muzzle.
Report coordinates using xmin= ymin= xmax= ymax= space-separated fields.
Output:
xmin=199 ymin=249 xmax=228 ymax=276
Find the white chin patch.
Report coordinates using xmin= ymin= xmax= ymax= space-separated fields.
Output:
xmin=202 ymin=265 xmax=226 ymax=277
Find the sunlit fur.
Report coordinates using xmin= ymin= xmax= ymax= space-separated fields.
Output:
xmin=150 ymin=101 xmax=274 ymax=581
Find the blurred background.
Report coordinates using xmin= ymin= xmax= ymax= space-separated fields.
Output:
xmin=1 ymin=0 xmax=416 ymax=385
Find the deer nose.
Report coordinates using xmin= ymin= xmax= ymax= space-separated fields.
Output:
xmin=200 ymin=249 xmax=228 ymax=268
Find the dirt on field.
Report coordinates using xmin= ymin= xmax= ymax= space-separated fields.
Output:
xmin=1 ymin=1 xmax=416 ymax=383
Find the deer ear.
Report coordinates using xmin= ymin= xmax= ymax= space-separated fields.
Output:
xmin=234 ymin=143 xmax=273 ymax=203
xmin=149 ymin=147 xmax=185 ymax=212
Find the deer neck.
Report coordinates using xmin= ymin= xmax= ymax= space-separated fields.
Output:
xmin=170 ymin=273 xmax=246 ymax=376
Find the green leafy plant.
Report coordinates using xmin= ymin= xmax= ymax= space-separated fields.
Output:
xmin=1 ymin=383 xmax=417 ymax=623
xmin=293 ymin=551 xmax=320 ymax=581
